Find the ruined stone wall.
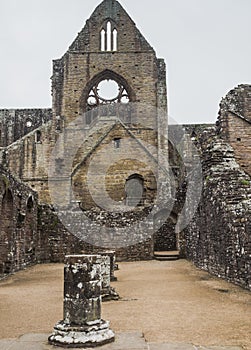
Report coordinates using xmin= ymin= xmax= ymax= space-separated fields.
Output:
xmin=0 ymin=109 xmax=52 ymax=147
xmin=0 ymin=165 xmax=38 ymax=278
xmin=153 ymin=219 xmax=176 ymax=251
xmin=3 ymin=0 xmax=167 ymax=209
xmin=185 ymin=134 xmax=251 ymax=290
xmin=0 ymin=0 xmax=166 ymax=264
xmin=38 ymin=205 xmax=153 ymax=262
xmin=217 ymin=84 xmax=251 ymax=175
xmin=52 ymin=0 xmax=164 ymax=129
xmin=3 ymin=121 xmax=56 ymax=203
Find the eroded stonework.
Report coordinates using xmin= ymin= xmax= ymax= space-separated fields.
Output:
xmin=0 ymin=165 xmax=37 ymax=276
xmin=48 ymin=255 xmax=115 ymax=348
xmin=0 ymin=0 xmax=250 ymax=291
xmin=217 ymin=84 xmax=251 ymax=175
xmin=185 ymin=130 xmax=251 ymax=290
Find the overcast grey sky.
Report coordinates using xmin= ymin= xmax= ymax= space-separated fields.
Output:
xmin=0 ymin=0 xmax=250 ymax=124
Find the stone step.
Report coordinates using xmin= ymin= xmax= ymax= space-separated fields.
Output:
xmin=154 ymin=251 xmax=180 ymax=261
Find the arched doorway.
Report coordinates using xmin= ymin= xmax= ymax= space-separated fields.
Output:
xmin=125 ymin=174 xmax=144 ymax=207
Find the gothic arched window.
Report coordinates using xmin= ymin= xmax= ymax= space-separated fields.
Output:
xmin=82 ymin=70 xmax=135 ymax=125
xmin=100 ymin=21 xmax=118 ymax=52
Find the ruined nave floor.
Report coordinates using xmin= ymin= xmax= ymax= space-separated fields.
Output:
xmin=0 ymin=260 xmax=250 ymax=349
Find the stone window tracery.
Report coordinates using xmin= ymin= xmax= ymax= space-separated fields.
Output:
xmin=86 ymin=79 xmax=130 ymax=111
xmin=82 ymin=70 xmax=134 ymax=125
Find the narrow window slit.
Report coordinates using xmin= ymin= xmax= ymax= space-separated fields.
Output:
xmin=101 ymin=29 xmax=106 ymax=51
xmin=113 ymin=29 xmax=118 ymax=51
xmin=106 ymin=21 xmax=112 ymax=51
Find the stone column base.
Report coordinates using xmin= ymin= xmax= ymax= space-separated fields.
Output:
xmin=48 ymin=319 xmax=115 ymax=348
xmin=102 ymin=287 xmax=120 ymax=302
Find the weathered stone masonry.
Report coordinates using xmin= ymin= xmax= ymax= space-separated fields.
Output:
xmin=217 ymin=84 xmax=251 ymax=175
xmin=0 ymin=0 xmax=168 ymax=263
xmin=185 ymin=131 xmax=251 ymax=290
xmin=0 ymin=109 xmax=52 ymax=147
xmin=48 ymin=255 xmax=115 ymax=348
xmin=0 ymin=165 xmax=38 ymax=277
xmin=0 ymin=0 xmax=251 ymax=293
xmin=37 ymin=205 xmax=153 ymax=263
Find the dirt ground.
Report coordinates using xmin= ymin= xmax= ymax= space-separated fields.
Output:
xmin=0 ymin=260 xmax=251 ymax=349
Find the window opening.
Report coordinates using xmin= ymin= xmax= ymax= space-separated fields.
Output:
xmin=86 ymin=78 xmax=130 ymax=110
xmin=35 ymin=130 xmax=41 ymax=143
xmin=84 ymin=73 xmax=133 ymax=124
xmin=101 ymin=29 xmax=106 ymax=51
xmin=107 ymin=21 xmax=112 ymax=51
xmin=113 ymin=29 xmax=118 ymax=51
xmin=26 ymin=120 xmax=32 ymax=128
xmin=101 ymin=21 xmax=117 ymax=52
xmin=98 ymin=80 xmax=119 ymax=100
xmin=114 ymin=138 xmax=121 ymax=149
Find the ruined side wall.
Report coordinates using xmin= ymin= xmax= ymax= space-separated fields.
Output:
xmin=217 ymin=84 xmax=251 ymax=176
xmin=217 ymin=112 xmax=251 ymax=175
xmin=185 ymin=137 xmax=251 ymax=290
xmin=0 ymin=109 xmax=52 ymax=147
xmin=2 ymin=121 xmax=57 ymax=203
xmin=0 ymin=165 xmax=38 ymax=278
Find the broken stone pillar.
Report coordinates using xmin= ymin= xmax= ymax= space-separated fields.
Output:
xmin=48 ymin=255 xmax=115 ymax=348
xmin=99 ymin=251 xmax=117 ymax=281
xmin=99 ymin=254 xmax=119 ymax=301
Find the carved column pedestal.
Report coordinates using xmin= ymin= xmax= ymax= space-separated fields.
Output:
xmin=48 ymin=255 xmax=115 ymax=348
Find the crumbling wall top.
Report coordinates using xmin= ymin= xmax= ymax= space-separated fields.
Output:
xmin=218 ymin=84 xmax=251 ymax=122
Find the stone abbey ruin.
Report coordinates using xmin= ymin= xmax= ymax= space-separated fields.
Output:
xmin=0 ymin=0 xmax=250 ymax=291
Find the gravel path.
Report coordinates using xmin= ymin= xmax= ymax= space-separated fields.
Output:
xmin=0 ymin=260 xmax=250 ymax=349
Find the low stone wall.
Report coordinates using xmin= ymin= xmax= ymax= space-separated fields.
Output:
xmin=185 ymin=135 xmax=251 ymax=290
xmin=38 ymin=205 xmax=154 ymax=262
